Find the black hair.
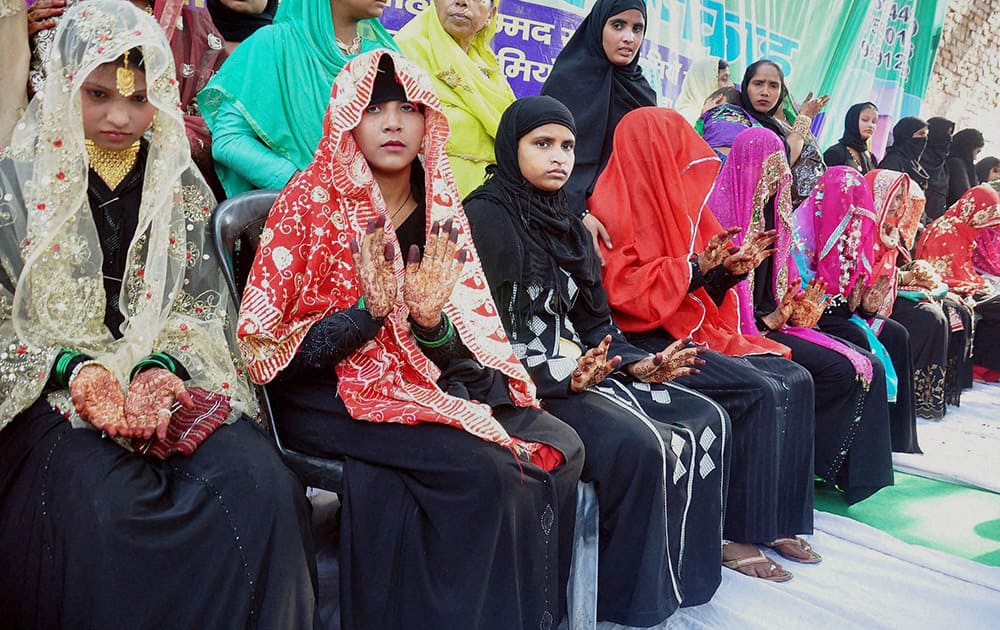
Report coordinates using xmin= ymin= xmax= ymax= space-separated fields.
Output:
xmin=707 ymin=86 xmax=740 ymax=104
xmin=718 ymin=59 xmax=729 ymax=72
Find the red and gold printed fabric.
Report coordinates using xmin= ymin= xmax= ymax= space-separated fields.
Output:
xmin=237 ymin=50 xmax=537 ymax=448
xmin=917 ymin=184 xmax=1000 ymax=296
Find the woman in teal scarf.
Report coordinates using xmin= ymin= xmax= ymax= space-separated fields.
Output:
xmin=198 ymin=0 xmax=398 ymax=196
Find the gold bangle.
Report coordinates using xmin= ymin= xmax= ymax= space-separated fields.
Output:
xmin=790 ymin=114 xmax=812 ymax=138
xmin=68 ymin=359 xmax=104 ymax=388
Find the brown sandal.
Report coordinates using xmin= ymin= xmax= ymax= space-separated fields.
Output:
xmin=722 ymin=550 xmax=793 ymax=582
xmin=764 ymin=537 xmax=823 ymax=564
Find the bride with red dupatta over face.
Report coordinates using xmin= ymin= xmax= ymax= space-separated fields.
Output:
xmin=237 ymin=50 xmax=585 ymax=629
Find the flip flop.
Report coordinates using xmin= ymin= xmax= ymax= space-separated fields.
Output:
xmin=764 ymin=537 xmax=823 ymax=564
xmin=722 ymin=549 xmax=793 ymax=582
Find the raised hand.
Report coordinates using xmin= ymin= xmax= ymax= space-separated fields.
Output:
xmin=698 ymin=226 xmax=742 ymax=274
xmin=797 ymin=91 xmax=831 ymax=119
xmin=403 ymin=219 xmax=467 ymax=328
xmin=789 ymin=277 xmax=827 ymax=328
xmin=847 ymin=271 xmax=868 ymax=312
xmin=70 ymin=363 xmax=127 ymax=436
xmin=125 ymin=368 xmax=196 ymax=441
xmin=628 ymin=337 xmax=707 ymax=383
xmin=861 ymin=274 xmax=892 ymax=315
xmin=723 ymin=229 xmax=777 ymax=276
xmin=350 ymin=216 xmax=397 ymax=318
xmin=570 ymin=335 xmax=622 ymax=392
xmin=761 ymin=278 xmax=801 ymax=331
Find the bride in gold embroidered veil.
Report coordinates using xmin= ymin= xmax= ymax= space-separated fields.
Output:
xmin=0 ymin=3 xmax=316 ymax=626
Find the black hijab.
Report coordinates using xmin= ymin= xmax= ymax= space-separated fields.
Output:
xmin=465 ymin=96 xmax=603 ymax=327
xmin=881 ymin=116 xmax=929 ymax=188
xmin=839 ymin=102 xmax=878 ymax=153
xmin=540 ymin=0 xmax=656 ymax=214
xmin=976 ymin=156 xmax=1000 ymax=184
xmin=739 ymin=59 xmax=789 ymax=137
xmin=949 ymin=128 xmax=984 ymax=164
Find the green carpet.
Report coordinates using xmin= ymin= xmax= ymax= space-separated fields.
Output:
xmin=815 ymin=471 xmax=1000 ymax=566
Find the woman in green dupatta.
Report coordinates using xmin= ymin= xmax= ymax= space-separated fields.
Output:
xmin=395 ymin=0 xmax=514 ymax=198
xmin=197 ymin=0 xmax=398 ymax=197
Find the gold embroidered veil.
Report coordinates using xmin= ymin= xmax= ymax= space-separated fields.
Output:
xmin=0 ymin=0 xmax=253 ymax=429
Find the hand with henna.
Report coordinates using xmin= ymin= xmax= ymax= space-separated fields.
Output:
xmin=350 ymin=216 xmax=397 ymax=318
xmin=70 ymin=363 xmax=127 ymax=436
xmin=26 ymin=0 xmax=65 ymax=38
xmin=860 ymin=274 xmax=892 ymax=315
xmin=125 ymin=368 xmax=196 ymax=441
xmin=627 ymin=337 xmax=707 ymax=383
xmin=789 ymin=277 xmax=828 ymax=328
xmin=570 ymin=335 xmax=622 ymax=392
xmin=403 ymin=219 xmax=467 ymax=328
xmin=723 ymin=229 xmax=778 ymax=276
xmin=847 ymin=272 xmax=868 ymax=312
xmin=760 ymin=278 xmax=801 ymax=331
xmin=698 ymin=227 xmax=742 ymax=274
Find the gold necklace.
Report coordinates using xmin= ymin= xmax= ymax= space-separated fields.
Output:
xmin=85 ymin=140 xmax=141 ymax=189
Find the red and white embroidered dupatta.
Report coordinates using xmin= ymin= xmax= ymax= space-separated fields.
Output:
xmin=237 ymin=50 xmax=536 ymax=448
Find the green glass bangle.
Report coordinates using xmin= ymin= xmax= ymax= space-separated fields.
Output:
xmin=412 ymin=314 xmax=454 ymax=348
xmin=54 ymin=349 xmax=85 ymax=388
xmin=129 ymin=354 xmax=175 ymax=380
xmin=357 ymin=295 xmax=367 ymax=311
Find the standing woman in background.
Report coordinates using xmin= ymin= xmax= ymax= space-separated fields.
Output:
xmin=396 ymin=0 xmax=515 ymax=198
xmin=542 ymin=0 xmax=656 ymax=257
xmin=674 ymin=56 xmax=731 ymax=125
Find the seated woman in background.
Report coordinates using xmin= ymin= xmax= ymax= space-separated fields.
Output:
xmin=739 ymin=59 xmax=829 ymax=206
xmin=592 ymin=107 xmax=819 ymax=583
xmin=396 ymin=0 xmax=514 ymax=198
xmin=198 ymin=0 xmax=398 ymax=196
xmin=465 ymin=95 xmax=730 ymax=625
xmin=711 ymin=132 xmax=893 ymax=504
xmin=917 ymin=185 xmax=1000 ymax=384
xmin=878 ymin=116 xmax=930 ymax=191
xmin=206 ymin=0 xmax=278 ymax=53
xmin=920 ymin=116 xmax=954 ymax=221
xmin=674 ymin=56 xmax=730 ymax=124
xmin=794 ymin=168 xmax=921 ymax=453
xmin=824 ymin=101 xmax=880 ymax=174
xmin=541 ymin=0 xmax=656 ymax=255
xmin=0 ymin=3 xmax=317 ymax=626
xmin=946 ymin=128 xmax=985 ymax=206
xmin=866 ymin=169 xmax=955 ymax=419
xmin=976 ymin=156 xmax=1000 ymax=185
xmin=237 ymin=51 xmax=584 ymax=629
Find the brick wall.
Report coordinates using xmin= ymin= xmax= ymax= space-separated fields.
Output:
xmin=922 ymin=0 xmax=1000 ymax=157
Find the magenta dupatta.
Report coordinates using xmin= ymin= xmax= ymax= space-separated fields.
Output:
xmin=711 ymin=142 xmax=876 ymax=384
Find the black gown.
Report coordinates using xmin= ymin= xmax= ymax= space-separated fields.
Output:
xmin=889 ymin=296 xmax=951 ymax=418
xmin=466 ymin=194 xmax=731 ymax=626
xmin=751 ymin=238 xmax=893 ymax=504
xmin=817 ymin=311 xmax=922 ymax=453
xmin=0 ymin=157 xmax=318 ymax=629
xmin=268 ymin=204 xmax=585 ymax=630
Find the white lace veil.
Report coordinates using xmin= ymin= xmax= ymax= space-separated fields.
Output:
xmin=0 ymin=0 xmax=253 ymax=428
